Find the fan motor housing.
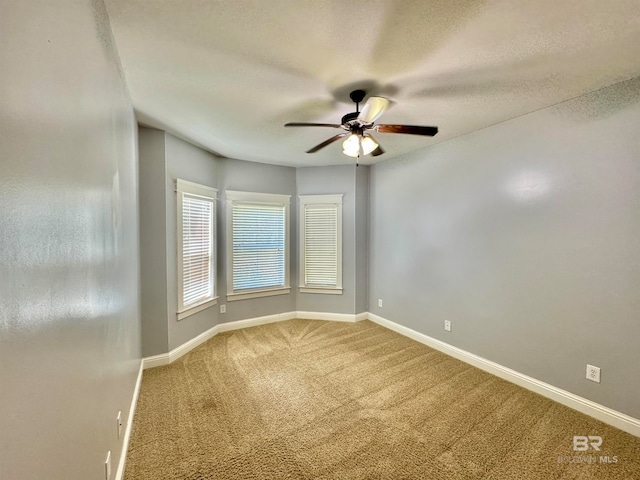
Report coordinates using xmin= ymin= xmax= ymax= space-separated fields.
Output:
xmin=341 ymin=111 xmax=359 ymax=125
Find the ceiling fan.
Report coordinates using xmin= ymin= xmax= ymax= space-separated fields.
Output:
xmin=284 ymin=89 xmax=438 ymax=162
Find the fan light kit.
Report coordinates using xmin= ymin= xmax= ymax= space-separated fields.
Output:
xmin=285 ymin=89 xmax=438 ymax=163
xmin=342 ymin=134 xmax=378 ymax=157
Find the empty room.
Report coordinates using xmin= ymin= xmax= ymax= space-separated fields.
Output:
xmin=2 ymin=1 xmax=640 ymax=479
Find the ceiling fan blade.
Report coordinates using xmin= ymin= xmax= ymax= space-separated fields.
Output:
xmin=285 ymin=122 xmax=344 ymax=128
xmin=357 ymin=97 xmax=391 ymax=124
xmin=306 ymin=133 xmax=347 ymax=153
xmin=377 ymin=124 xmax=438 ymax=136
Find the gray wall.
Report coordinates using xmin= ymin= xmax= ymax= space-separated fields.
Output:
xmin=296 ymin=165 xmax=369 ymax=314
xmin=139 ymin=128 xmax=169 ymax=356
xmin=355 ymin=166 xmax=369 ymax=314
xmin=139 ymin=137 xmax=369 ymax=353
xmin=164 ymin=133 xmax=220 ymax=350
xmin=213 ymin=154 xmax=298 ymax=326
xmin=138 ymin=132 xmax=298 ymax=353
xmin=368 ymin=77 xmax=640 ymax=419
xmin=0 ymin=1 xmax=141 ymax=479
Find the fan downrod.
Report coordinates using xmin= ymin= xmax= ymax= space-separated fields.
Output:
xmin=341 ymin=89 xmax=367 ymax=125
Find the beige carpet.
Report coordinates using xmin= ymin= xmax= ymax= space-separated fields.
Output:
xmin=125 ymin=319 xmax=640 ymax=479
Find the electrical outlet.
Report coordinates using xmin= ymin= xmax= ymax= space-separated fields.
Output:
xmin=586 ymin=364 xmax=601 ymax=383
xmin=220 ymin=304 xmax=226 ymax=314
xmin=444 ymin=320 xmax=451 ymax=332
xmin=105 ymin=451 xmax=112 ymax=480
xmin=378 ymin=299 xmax=383 ymax=308
xmin=116 ymin=411 xmax=122 ymax=439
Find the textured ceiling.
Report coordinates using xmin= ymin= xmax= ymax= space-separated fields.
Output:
xmin=105 ymin=0 xmax=640 ymax=167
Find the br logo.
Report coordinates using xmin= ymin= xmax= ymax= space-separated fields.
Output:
xmin=573 ymin=436 xmax=602 ymax=451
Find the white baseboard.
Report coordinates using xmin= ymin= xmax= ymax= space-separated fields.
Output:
xmin=219 ymin=311 xmax=297 ymax=332
xmin=296 ymin=311 xmax=366 ymax=322
xmin=367 ymin=312 xmax=640 ymax=438
xmin=115 ymin=360 xmax=143 ymax=480
xmin=142 ymin=325 xmax=219 ymax=369
xmin=142 ymin=311 xmax=369 ymax=369
xmin=142 ymin=312 xmax=297 ymax=369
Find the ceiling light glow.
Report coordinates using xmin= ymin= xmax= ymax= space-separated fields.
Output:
xmin=342 ymin=149 xmax=359 ymax=157
xmin=342 ymin=134 xmax=360 ymax=156
xmin=360 ymin=136 xmax=378 ymax=155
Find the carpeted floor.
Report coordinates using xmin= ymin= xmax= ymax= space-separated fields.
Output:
xmin=124 ymin=319 xmax=640 ymax=479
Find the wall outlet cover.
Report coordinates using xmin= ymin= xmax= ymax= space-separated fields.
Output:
xmin=116 ymin=411 xmax=122 ymax=439
xmin=586 ymin=364 xmax=601 ymax=383
xmin=444 ymin=320 xmax=451 ymax=332
xmin=220 ymin=304 xmax=226 ymax=314
xmin=378 ymin=299 xmax=383 ymax=308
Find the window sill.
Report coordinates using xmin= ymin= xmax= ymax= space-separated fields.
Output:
xmin=299 ymin=287 xmax=343 ymax=295
xmin=227 ymin=287 xmax=291 ymax=302
xmin=177 ymin=297 xmax=218 ymax=320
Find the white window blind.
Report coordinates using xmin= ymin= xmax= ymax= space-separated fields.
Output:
xmin=182 ymin=195 xmax=213 ymax=304
xmin=177 ymin=180 xmax=217 ymax=319
xmin=232 ymin=203 xmax=285 ymax=290
xmin=304 ymin=204 xmax=338 ymax=286
xmin=299 ymin=194 xmax=343 ymax=294
xmin=226 ymin=191 xmax=291 ymax=301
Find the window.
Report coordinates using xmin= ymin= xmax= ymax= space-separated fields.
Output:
xmin=226 ymin=190 xmax=291 ymax=301
xmin=299 ymin=194 xmax=343 ymax=294
xmin=176 ymin=179 xmax=217 ymax=319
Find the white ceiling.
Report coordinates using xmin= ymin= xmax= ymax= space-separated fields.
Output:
xmin=105 ymin=0 xmax=640 ymax=167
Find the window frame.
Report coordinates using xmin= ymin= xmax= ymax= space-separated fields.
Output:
xmin=225 ymin=190 xmax=291 ymax=302
xmin=176 ymin=179 xmax=218 ymax=320
xmin=298 ymin=194 xmax=343 ymax=295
